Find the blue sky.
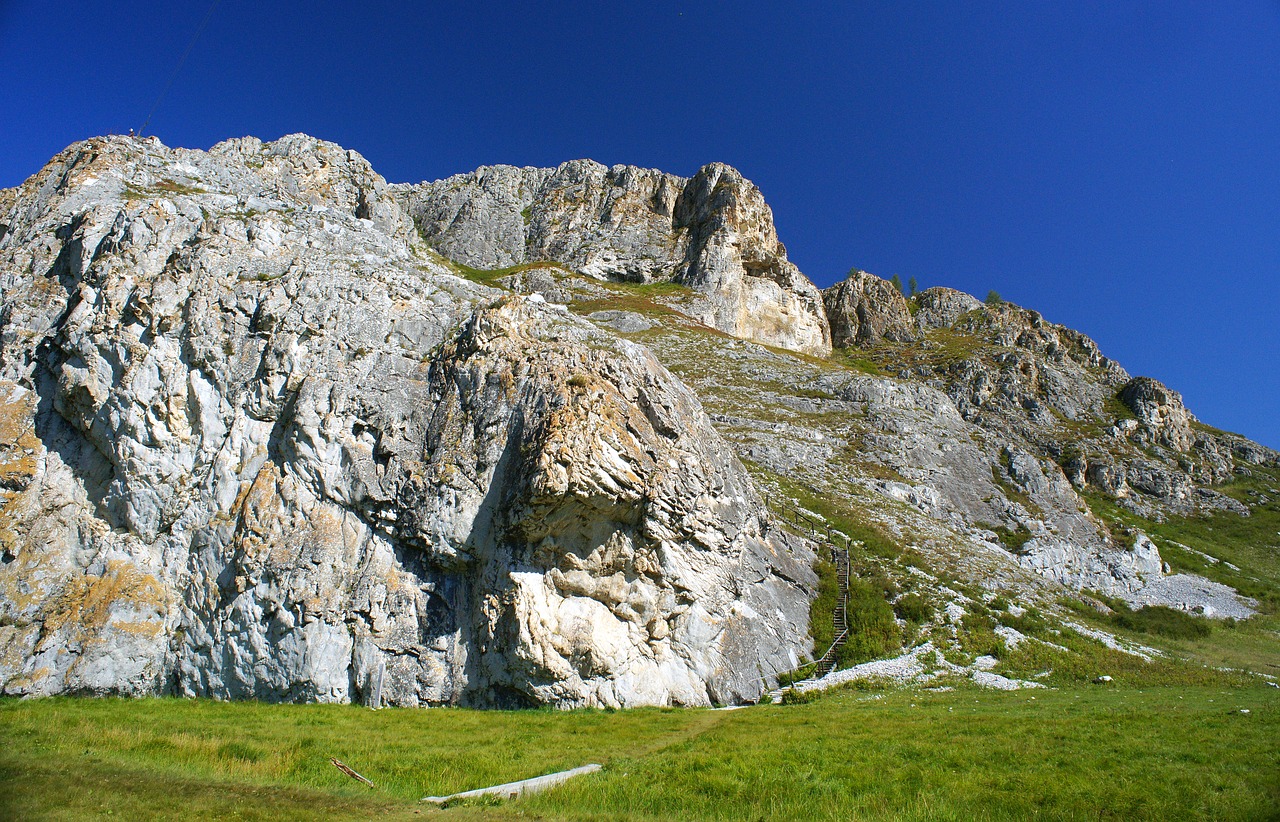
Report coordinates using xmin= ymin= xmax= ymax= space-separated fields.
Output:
xmin=3 ymin=2 xmax=1277 ymax=447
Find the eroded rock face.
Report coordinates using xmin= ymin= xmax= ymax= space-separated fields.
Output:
xmin=395 ymin=161 xmax=832 ymax=356
xmin=823 ymin=270 xmax=916 ymax=347
xmin=0 ymin=135 xmax=813 ymax=706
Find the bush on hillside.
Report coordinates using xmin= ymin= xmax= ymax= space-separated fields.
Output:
xmin=894 ymin=593 xmax=934 ymax=624
xmin=838 ymin=578 xmax=902 ymax=666
xmin=1112 ymin=604 xmax=1212 ymax=640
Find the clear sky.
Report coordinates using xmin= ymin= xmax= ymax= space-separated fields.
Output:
xmin=2 ymin=1 xmax=1277 ymax=448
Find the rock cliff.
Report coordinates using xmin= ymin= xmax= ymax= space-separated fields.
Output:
xmin=394 ymin=161 xmax=832 ymax=357
xmin=823 ymin=269 xmax=916 ymax=347
xmin=0 ymin=135 xmax=812 ymax=706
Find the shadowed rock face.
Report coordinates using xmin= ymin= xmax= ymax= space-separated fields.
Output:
xmin=395 ymin=160 xmax=832 ymax=357
xmin=0 ymin=135 xmax=813 ymax=706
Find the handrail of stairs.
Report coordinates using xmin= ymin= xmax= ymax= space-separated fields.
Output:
xmin=761 ymin=496 xmax=855 ymax=694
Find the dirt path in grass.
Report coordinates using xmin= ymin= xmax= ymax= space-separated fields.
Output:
xmin=606 ymin=707 xmax=734 ymax=763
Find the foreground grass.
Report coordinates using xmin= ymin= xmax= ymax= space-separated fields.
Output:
xmin=3 ymin=684 xmax=1277 ymax=820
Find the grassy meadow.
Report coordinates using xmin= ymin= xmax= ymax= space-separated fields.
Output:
xmin=3 ymin=678 xmax=1277 ymax=820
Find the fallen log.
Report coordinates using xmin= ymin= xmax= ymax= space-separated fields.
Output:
xmin=331 ymin=757 xmax=375 ymax=787
xmin=421 ymin=763 xmax=603 ymax=805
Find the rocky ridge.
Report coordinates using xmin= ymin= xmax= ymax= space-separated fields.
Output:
xmin=0 ymin=135 xmax=1274 ymax=706
xmin=394 ymin=161 xmax=831 ymax=357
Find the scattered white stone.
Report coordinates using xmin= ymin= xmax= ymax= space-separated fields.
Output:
xmin=1064 ymin=621 xmax=1157 ymax=661
xmin=1119 ymin=573 xmax=1256 ymax=620
xmin=994 ymin=625 xmax=1026 ymax=650
xmin=973 ymin=671 xmax=1046 ymax=691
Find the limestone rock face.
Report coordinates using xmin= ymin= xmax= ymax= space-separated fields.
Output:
xmin=0 ymin=135 xmax=813 ymax=706
xmin=823 ymin=270 xmax=916 ymax=347
xmin=1119 ymin=377 xmax=1194 ymax=452
xmin=395 ymin=161 xmax=832 ymax=356
xmin=2 ymin=131 xmax=1274 ymax=704
xmin=912 ymin=287 xmax=982 ymax=331
xmin=823 ymin=376 xmax=1159 ymax=594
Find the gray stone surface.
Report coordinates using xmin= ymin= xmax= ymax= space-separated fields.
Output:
xmin=587 ymin=310 xmax=654 ymax=334
xmin=913 ymin=287 xmax=983 ymax=331
xmin=1119 ymin=376 xmax=1194 ymax=452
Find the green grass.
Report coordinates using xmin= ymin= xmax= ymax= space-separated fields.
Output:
xmin=990 ymin=524 xmax=1033 ymax=554
xmin=808 ymin=555 xmax=840 ymax=654
xmin=0 ymin=697 xmax=698 ymax=820
xmin=750 ymin=465 xmax=921 ymax=673
xmin=1112 ymin=603 xmax=1213 ymax=640
xmin=4 ymin=686 xmax=1276 ymax=820
xmin=858 ymin=327 xmax=987 ymax=374
xmin=122 ymin=179 xmax=209 ymax=201
xmin=840 ymin=576 xmax=903 ymax=666
xmin=600 ymin=279 xmax=694 ymax=299
xmin=447 ymin=259 xmax=567 ymax=287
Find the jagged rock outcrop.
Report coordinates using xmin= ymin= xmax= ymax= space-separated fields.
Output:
xmin=394 ymin=161 xmax=832 ymax=357
xmin=912 ymin=287 xmax=982 ymax=331
xmin=854 ymin=286 xmax=1277 ymax=521
xmin=0 ymin=135 xmax=814 ymax=706
xmin=1119 ymin=377 xmax=1194 ymax=452
xmin=819 ymin=376 xmax=1160 ymax=594
xmin=822 ymin=270 xmax=916 ymax=347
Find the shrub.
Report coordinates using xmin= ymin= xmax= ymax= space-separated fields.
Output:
xmin=998 ymin=607 xmax=1050 ymax=637
xmin=780 ymin=687 xmax=817 ymax=705
xmin=1111 ymin=605 xmax=1212 ymax=640
xmin=985 ymin=290 xmax=1003 ymax=306
xmin=993 ymin=525 xmax=1033 ymax=554
xmin=839 ymin=577 xmax=902 ymax=665
xmin=894 ymin=593 xmax=934 ymax=624
xmin=958 ymin=612 xmax=1004 ymax=658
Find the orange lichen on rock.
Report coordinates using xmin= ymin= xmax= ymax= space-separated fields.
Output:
xmin=44 ymin=560 xmax=169 ymax=637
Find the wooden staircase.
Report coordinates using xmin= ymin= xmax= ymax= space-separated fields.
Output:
xmin=764 ymin=503 xmax=854 ymax=696
xmin=809 ymin=546 xmax=851 ymax=679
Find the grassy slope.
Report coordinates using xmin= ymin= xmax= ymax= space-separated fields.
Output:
xmin=1079 ymin=464 xmax=1280 ymax=677
xmin=3 ymin=685 xmax=1277 ymax=820
xmin=558 ymin=274 xmax=1279 ymax=680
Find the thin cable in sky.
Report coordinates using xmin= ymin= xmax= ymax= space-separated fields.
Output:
xmin=138 ymin=0 xmax=221 ymax=136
